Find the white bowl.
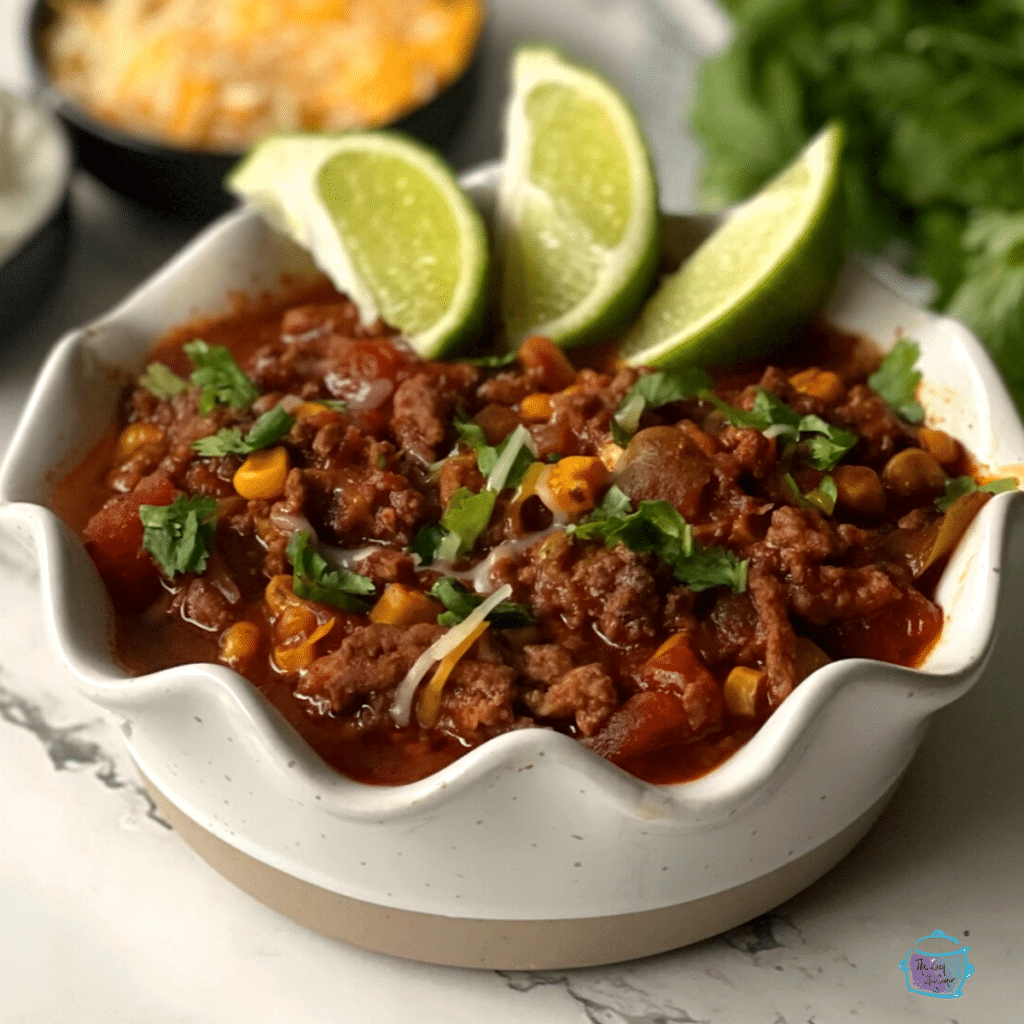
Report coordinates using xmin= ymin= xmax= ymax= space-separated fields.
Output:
xmin=2 ymin=165 xmax=1023 ymax=969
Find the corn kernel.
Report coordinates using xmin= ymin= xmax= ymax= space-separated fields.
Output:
xmin=234 ymin=446 xmax=290 ymax=499
xmin=723 ymin=666 xmax=766 ymax=718
xmin=370 ymin=584 xmax=442 ymax=626
xmin=544 ymin=456 xmax=610 ymax=517
xmin=520 ymin=393 xmax=554 ymax=422
xmin=273 ymin=617 xmax=334 ymax=673
xmin=218 ymin=621 xmax=261 ymax=668
xmin=114 ymin=422 xmax=165 ymax=463
xmin=789 ymin=367 xmax=845 ymax=403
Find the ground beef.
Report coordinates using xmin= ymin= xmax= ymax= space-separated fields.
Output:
xmin=61 ymin=283 xmax=971 ymax=787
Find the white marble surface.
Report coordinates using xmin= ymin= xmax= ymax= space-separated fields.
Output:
xmin=0 ymin=0 xmax=1021 ymax=1020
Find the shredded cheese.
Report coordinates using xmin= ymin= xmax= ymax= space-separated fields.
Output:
xmin=44 ymin=0 xmax=485 ymax=151
xmin=485 ymin=424 xmax=536 ymax=494
xmin=415 ymin=618 xmax=489 ymax=728
xmin=389 ymin=583 xmax=512 ymax=727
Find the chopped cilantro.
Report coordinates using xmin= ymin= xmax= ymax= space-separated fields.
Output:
xmin=427 ymin=577 xmax=534 ymax=628
xmin=286 ymin=531 xmax=375 ymax=613
xmin=784 ymin=473 xmax=838 ymax=516
xmin=184 ymin=340 xmax=260 ymax=414
xmin=611 ymin=368 xmax=713 ymax=444
xmin=798 ymin=415 xmax=858 ymax=471
xmin=424 ymin=421 xmax=539 ymax=561
xmin=868 ymin=339 xmax=925 ymax=423
xmin=191 ymin=405 xmax=295 ymax=457
xmin=454 ymin=417 xmax=536 ymax=492
xmin=138 ymin=362 xmax=188 ymax=399
xmin=570 ymin=491 xmax=748 ymax=593
xmin=703 ymin=388 xmax=856 ymax=470
xmin=408 ymin=524 xmax=445 ymax=566
xmin=139 ymin=495 xmax=219 ymax=577
xmin=435 ymin=488 xmax=497 ymax=560
xmin=936 ymin=474 xmax=1018 ymax=512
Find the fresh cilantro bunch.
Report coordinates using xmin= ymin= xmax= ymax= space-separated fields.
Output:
xmin=693 ymin=0 xmax=1024 ymax=414
xmin=571 ymin=486 xmax=748 ymax=593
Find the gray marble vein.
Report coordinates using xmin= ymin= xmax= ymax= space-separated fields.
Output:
xmin=0 ymin=673 xmax=169 ymax=829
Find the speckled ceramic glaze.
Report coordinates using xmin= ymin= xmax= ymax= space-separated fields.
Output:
xmin=2 ymin=166 xmax=1022 ymax=968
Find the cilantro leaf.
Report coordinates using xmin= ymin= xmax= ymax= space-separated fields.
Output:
xmin=286 ymin=531 xmax=374 ymax=613
xmin=436 ymin=488 xmax=497 ymax=560
xmin=192 ymin=405 xmax=296 ymax=457
xmin=700 ymin=387 xmax=800 ymax=433
xmin=570 ymin=491 xmax=748 ymax=593
xmin=703 ymin=389 xmax=856 ymax=470
xmin=427 ymin=577 xmax=534 ymax=629
xmin=184 ymin=340 xmax=260 ymax=414
xmin=868 ymin=339 xmax=924 ymax=423
xmin=936 ymin=474 xmax=1018 ymax=512
xmin=784 ymin=473 xmax=838 ymax=516
xmin=139 ymin=362 xmax=188 ymax=399
xmin=798 ymin=415 xmax=858 ymax=471
xmin=454 ymin=417 xmax=536 ymax=492
xmin=408 ymin=523 xmax=444 ymax=566
xmin=612 ymin=368 xmax=713 ymax=443
xmin=139 ymin=495 xmax=218 ymax=577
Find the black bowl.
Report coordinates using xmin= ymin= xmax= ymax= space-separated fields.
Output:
xmin=27 ymin=0 xmax=484 ymax=221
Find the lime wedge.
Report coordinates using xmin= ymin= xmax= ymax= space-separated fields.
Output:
xmin=226 ymin=132 xmax=489 ymax=358
xmin=620 ymin=123 xmax=846 ymax=368
xmin=497 ymin=46 xmax=659 ymax=349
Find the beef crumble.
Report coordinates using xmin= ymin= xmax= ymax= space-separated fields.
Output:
xmin=54 ymin=279 xmax=988 ymax=786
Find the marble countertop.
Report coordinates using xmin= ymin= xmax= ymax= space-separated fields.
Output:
xmin=1 ymin=1 xmax=1020 ymax=1020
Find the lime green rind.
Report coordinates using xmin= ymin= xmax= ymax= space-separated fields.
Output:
xmin=226 ymin=130 xmax=489 ymax=359
xmin=498 ymin=45 xmax=660 ymax=349
xmin=620 ymin=123 xmax=845 ymax=368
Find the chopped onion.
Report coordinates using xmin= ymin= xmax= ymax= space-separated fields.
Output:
xmin=389 ymin=583 xmax=513 ymax=727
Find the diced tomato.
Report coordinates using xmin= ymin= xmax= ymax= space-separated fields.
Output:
xmin=82 ymin=473 xmax=177 ymax=611
xmin=587 ymin=636 xmax=724 ymax=761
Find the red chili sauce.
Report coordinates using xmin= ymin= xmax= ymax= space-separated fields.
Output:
xmin=51 ymin=278 xmax=984 ymax=787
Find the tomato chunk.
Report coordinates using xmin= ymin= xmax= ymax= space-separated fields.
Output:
xmin=82 ymin=473 xmax=177 ymax=611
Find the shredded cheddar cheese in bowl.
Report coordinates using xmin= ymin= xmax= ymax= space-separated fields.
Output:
xmin=43 ymin=0 xmax=485 ymax=151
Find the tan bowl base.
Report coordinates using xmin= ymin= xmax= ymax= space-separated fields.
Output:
xmin=142 ymin=772 xmax=893 ymax=970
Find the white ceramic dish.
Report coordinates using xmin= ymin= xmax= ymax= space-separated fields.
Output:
xmin=2 ymin=165 xmax=1023 ymax=969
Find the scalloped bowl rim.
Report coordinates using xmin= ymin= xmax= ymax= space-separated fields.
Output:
xmin=2 ymin=163 xmax=1023 ymax=828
